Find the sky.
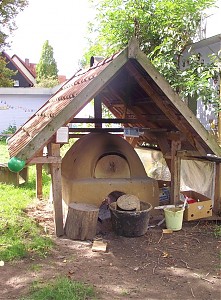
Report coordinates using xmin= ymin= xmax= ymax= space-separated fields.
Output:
xmin=7 ymin=0 xmax=221 ymax=79
xmin=7 ymin=0 xmax=95 ymax=78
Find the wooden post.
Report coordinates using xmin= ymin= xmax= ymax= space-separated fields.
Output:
xmin=94 ymin=96 xmax=102 ymax=128
xmin=170 ymin=140 xmax=181 ymax=205
xmin=36 ymin=164 xmax=43 ymax=200
xmin=218 ymin=79 xmax=221 ymax=146
xmin=50 ymin=143 xmax=64 ymax=236
xmin=36 ymin=149 xmax=43 ymax=200
xmin=214 ymin=162 xmax=221 ymax=213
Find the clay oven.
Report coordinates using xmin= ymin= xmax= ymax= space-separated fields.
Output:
xmin=62 ymin=133 xmax=159 ymax=207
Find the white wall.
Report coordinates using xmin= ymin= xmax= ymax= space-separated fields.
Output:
xmin=0 ymin=87 xmax=57 ymax=133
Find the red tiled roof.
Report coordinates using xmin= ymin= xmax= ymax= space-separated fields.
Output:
xmin=58 ymin=75 xmax=67 ymax=84
xmin=8 ymin=52 xmax=120 ymax=159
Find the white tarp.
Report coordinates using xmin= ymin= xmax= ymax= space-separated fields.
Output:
xmin=136 ymin=148 xmax=215 ymax=203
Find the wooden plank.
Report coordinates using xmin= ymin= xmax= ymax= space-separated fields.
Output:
xmin=213 ymin=162 xmax=221 ymax=213
xmin=69 ymin=127 xmax=124 ymax=133
xmin=92 ymin=240 xmax=108 ymax=252
xmin=50 ymin=143 xmax=64 ymax=237
xmin=170 ymin=140 xmax=181 ymax=205
xmin=15 ymin=47 xmax=129 ymax=162
xmin=128 ymin=36 xmax=140 ymax=59
xmin=177 ymin=150 xmax=202 ymax=158
xmin=133 ymin=48 xmax=221 ymax=156
xmin=29 ymin=156 xmax=62 ymax=164
xmin=69 ymin=127 xmax=167 ymax=133
xmin=69 ymin=118 xmax=140 ymax=123
xmin=70 ymin=115 xmax=169 ymax=123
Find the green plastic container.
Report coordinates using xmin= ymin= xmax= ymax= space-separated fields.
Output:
xmin=164 ymin=207 xmax=184 ymax=231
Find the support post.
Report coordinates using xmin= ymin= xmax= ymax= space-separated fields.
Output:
xmin=94 ymin=96 xmax=102 ymax=128
xmin=214 ymin=162 xmax=221 ymax=213
xmin=36 ymin=164 xmax=43 ymax=200
xmin=36 ymin=150 xmax=43 ymax=200
xmin=170 ymin=140 xmax=181 ymax=205
xmin=218 ymin=79 xmax=221 ymax=146
xmin=50 ymin=143 xmax=64 ymax=236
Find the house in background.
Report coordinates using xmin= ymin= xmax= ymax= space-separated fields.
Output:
xmin=182 ymin=34 xmax=221 ymax=135
xmin=2 ymin=52 xmax=35 ymax=87
xmin=0 ymin=52 xmax=67 ymax=133
xmin=1 ymin=52 xmax=67 ymax=87
xmin=11 ymin=54 xmax=67 ymax=85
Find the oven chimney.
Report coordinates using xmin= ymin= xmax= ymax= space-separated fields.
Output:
xmin=90 ymin=56 xmax=104 ymax=67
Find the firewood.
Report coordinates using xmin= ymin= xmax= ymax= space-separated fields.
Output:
xmin=117 ymin=194 xmax=140 ymax=211
xmin=64 ymin=203 xmax=99 ymax=240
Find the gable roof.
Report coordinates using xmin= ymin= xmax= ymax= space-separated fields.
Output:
xmin=2 ymin=52 xmax=34 ymax=87
xmin=11 ymin=55 xmax=67 ymax=85
xmin=8 ymin=37 xmax=221 ymax=162
xmin=11 ymin=54 xmax=36 ymax=80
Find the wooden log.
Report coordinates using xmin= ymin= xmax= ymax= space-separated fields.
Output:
xmin=65 ymin=203 xmax=99 ymax=240
xmin=117 ymin=194 xmax=140 ymax=211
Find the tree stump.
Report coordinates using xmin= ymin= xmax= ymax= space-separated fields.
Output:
xmin=64 ymin=203 xmax=99 ymax=240
xmin=117 ymin=194 xmax=140 ymax=211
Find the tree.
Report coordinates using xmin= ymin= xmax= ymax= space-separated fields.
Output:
xmin=0 ymin=0 xmax=28 ymax=86
xmin=0 ymin=0 xmax=28 ymax=50
xmin=85 ymin=0 xmax=219 ymax=110
xmin=0 ymin=55 xmax=16 ymax=86
xmin=36 ymin=40 xmax=59 ymax=87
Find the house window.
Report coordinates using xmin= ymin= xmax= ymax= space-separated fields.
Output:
xmin=14 ymin=80 xmax=19 ymax=87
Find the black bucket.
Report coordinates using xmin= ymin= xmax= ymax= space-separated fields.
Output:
xmin=109 ymin=201 xmax=152 ymax=237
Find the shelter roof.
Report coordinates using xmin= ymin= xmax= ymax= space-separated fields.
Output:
xmin=7 ymin=37 xmax=221 ymax=162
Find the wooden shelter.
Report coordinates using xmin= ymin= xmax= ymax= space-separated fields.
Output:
xmin=7 ymin=37 xmax=221 ymax=236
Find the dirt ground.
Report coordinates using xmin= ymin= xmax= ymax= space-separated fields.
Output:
xmin=0 ymin=200 xmax=220 ymax=300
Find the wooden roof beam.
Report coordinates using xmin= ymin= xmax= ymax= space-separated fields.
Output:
xmin=125 ymin=61 xmax=209 ymax=155
xmin=128 ymin=42 xmax=221 ymax=156
xmin=69 ymin=118 xmax=141 ymax=124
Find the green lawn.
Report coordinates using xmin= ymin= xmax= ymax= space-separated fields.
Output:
xmin=21 ymin=277 xmax=96 ymax=300
xmin=0 ymin=141 xmax=53 ymax=261
xmin=0 ymin=140 xmax=96 ymax=299
xmin=0 ymin=140 xmax=10 ymax=163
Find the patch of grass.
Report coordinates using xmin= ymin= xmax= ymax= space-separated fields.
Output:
xmin=21 ymin=276 xmax=96 ymax=300
xmin=0 ymin=156 xmax=52 ymax=261
xmin=214 ymin=224 xmax=221 ymax=238
xmin=29 ymin=264 xmax=43 ymax=272
xmin=0 ymin=140 xmax=10 ymax=162
xmin=121 ymin=289 xmax=130 ymax=296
